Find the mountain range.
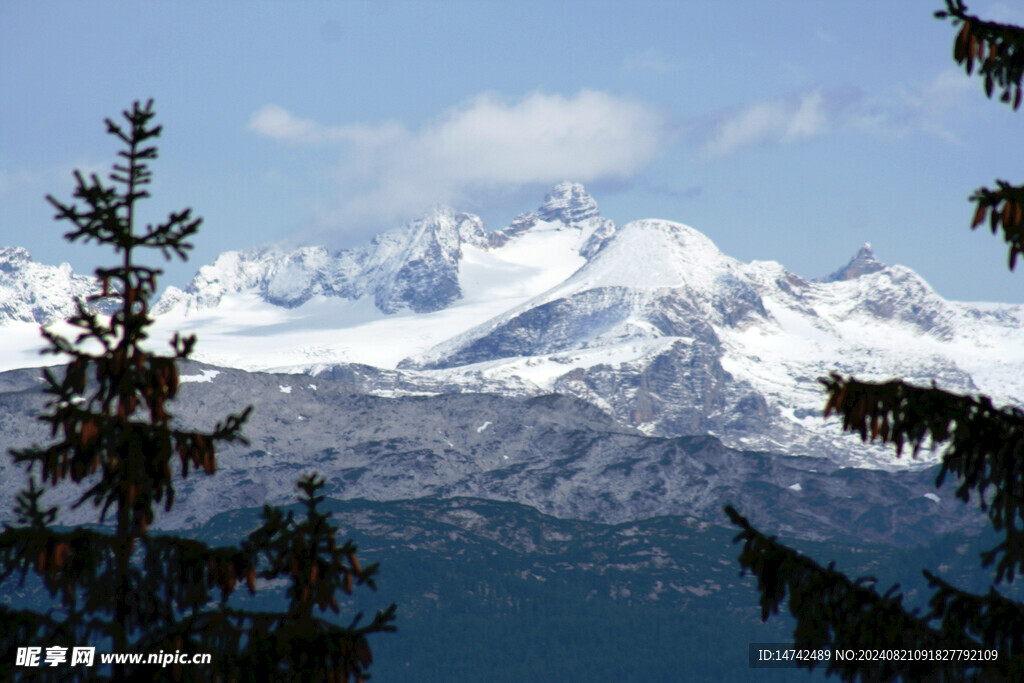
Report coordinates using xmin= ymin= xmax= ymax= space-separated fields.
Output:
xmin=3 ymin=182 xmax=1022 ymax=472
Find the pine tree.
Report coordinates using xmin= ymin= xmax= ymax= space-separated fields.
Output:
xmin=236 ymin=474 xmax=397 ymax=682
xmin=726 ymin=3 xmax=1024 ymax=681
xmin=0 ymin=100 xmax=394 ymax=681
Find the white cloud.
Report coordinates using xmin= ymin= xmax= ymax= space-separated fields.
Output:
xmin=250 ymin=90 xmax=667 ymax=226
xmin=249 ymin=105 xmax=326 ymax=143
xmin=895 ymin=68 xmax=974 ymax=144
xmin=843 ymin=68 xmax=973 ymax=144
xmin=786 ymin=91 xmax=827 ymax=139
xmin=248 ymin=105 xmax=405 ymax=147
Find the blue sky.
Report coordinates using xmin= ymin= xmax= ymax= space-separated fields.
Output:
xmin=3 ymin=1 xmax=1024 ymax=302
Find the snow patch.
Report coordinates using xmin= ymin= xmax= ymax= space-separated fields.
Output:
xmin=476 ymin=421 xmax=492 ymax=433
xmin=180 ymin=369 xmax=220 ymax=383
xmin=788 ymin=483 xmax=802 ymax=492
xmin=279 ymin=385 xmax=292 ymax=394
xmin=923 ymin=492 xmax=941 ymax=504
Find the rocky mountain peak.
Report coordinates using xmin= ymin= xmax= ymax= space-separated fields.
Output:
xmin=366 ymin=207 xmax=484 ymax=313
xmin=824 ymin=242 xmax=886 ymax=281
xmin=537 ymin=182 xmax=601 ymax=224
xmin=0 ymin=246 xmax=33 ymax=271
xmin=493 ymin=182 xmax=614 ymax=256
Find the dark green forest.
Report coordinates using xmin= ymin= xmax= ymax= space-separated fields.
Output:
xmin=4 ymin=495 xmax=1007 ymax=681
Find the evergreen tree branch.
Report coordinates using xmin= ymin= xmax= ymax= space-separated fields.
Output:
xmin=137 ymin=604 xmax=397 ymax=682
xmin=142 ymin=534 xmax=259 ymax=611
xmin=936 ymin=0 xmax=1024 ymax=109
xmin=821 ymin=374 xmax=1024 ymax=582
xmin=0 ymin=526 xmax=266 ymax=664
xmin=10 ymin=403 xmax=250 ymax=532
xmin=725 ymin=505 xmax=1002 ymax=681
xmin=936 ymin=4 xmax=1024 ymax=269
xmin=924 ymin=569 xmax=1024 ymax=674
xmin=966 ymin=180 xmax=1024 ymax=271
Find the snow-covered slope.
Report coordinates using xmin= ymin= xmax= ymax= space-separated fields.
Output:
xmin=3 ymin=183 xmax=1023 ymax=468
xmin=154 ymin=181 xmax=609 ymax=317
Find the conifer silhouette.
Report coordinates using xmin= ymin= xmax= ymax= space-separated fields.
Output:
xmin=0 ymin=100 xmax=394 ymax=681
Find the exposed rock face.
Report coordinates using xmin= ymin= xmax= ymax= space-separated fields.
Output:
xmin=366 ymin=209 xmax=487 ymax=313
xmin=537 ymin=182 xmax=602 ymax=224
xmin=487 ymin=182 xmax=616 ymax=258
xmin=823 ymin=243 xmax=886 ymax=281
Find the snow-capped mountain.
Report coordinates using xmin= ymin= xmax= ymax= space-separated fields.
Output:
xmin=820 ymin=242 xmax=886 ymax=281
xmin=155 ymin=182 xmax=612 ymax=316
xmin=156 ymin=208 xmax=488 ymax=314
xmin=0 ymin=246 xmax=102 ymax=325
xmin=390 ymin=214 xmax=1024 ymax=466
xmin=3 ymin=182 xmax=1024 ymax=469
xmin=144 ymin=183 xmax=610 ymax=370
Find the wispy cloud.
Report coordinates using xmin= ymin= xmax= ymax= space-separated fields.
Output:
xmin=692 ymin=69 xmax=975 ymax=156
xmin=888 ymin=68 xmax=974 ymax=144
xmin=250 ymin=90 xmax=668 ymax=228
xmin=696 ymin=91 xmax=828 ymax=156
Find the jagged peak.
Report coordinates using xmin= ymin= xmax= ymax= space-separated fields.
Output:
xmin=537 ymin=182 xmax=601 ymax=224
xmin=0 ymin=246 xmax=32 ymax=264
xmin=493 ymin=182 xmax=608 ymax=249
xmin=824 ymin=242 xmax=886 ymax=282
